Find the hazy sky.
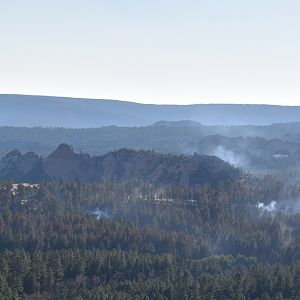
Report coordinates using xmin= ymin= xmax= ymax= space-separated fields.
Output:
xmin=1 ymin=0 xmax=300 ymax=105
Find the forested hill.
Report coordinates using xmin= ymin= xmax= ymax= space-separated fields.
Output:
xmin=2 ymin=122 xmax=300 ymax=157
xmin=2 ymin=94 xmax=300 ymax=127
xmin=0 ymin=143 xmax=241 ymax=185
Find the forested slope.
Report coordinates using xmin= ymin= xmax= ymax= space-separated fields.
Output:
xmin=0 ymin=178 xmax=299 ymax=299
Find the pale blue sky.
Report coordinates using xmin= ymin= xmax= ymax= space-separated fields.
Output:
xmin=1 ymin=0 xmax=300 ymax=104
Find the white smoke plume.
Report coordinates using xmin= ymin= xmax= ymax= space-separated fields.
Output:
xmin=91 ymin=209 xmax=110 ymax=219
xmin=256 ymin=201 xmax=277 ymax=214
xmin=212 ymin=146 xmax=247 ymax=168
xmin=256 ymin=199 xmax=300 ymax=215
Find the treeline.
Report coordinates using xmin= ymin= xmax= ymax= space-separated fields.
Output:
xmin=1 ymin=123 xmax=300 ymax=158
xmin=1 ymin=249 xmax=299 ymax=299
xmin=0 ymin=126 xmax=206 ymax=157
xmin=0 ymin=178 xmax=300 ymax=298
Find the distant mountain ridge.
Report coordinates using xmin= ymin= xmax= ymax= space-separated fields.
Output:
xmin=151 ymin=120 xmax=203 ymax=127
xmin=2 ymin=94 xmax=300 ymax=127
xmin=0 ymin=144 xmax=241 ymax=186
xmin=2 ymin=122 xmax=300 ymax=160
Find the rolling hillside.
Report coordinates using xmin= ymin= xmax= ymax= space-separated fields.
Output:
xmin=2 ymin=94 xmax=300 ymax=127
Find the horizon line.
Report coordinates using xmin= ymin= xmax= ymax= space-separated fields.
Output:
xmin=0 ymin=93 xmax=299 ymax=107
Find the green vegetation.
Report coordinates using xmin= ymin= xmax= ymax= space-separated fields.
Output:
xmin=0 ymin=177 xmax=299 ymax=299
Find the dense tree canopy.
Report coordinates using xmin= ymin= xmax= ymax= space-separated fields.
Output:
xmin=0 ymin=177 xmax=299 ymax=299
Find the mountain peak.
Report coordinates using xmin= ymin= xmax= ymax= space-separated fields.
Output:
xmin=5 ymin=149 xmax=22 ymax=158
xmin=49 ymin=144 xmax=75 ymax=159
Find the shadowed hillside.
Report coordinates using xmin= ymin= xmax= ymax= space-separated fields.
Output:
xmin=0 ymin=144 xmax=241 ymax=185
